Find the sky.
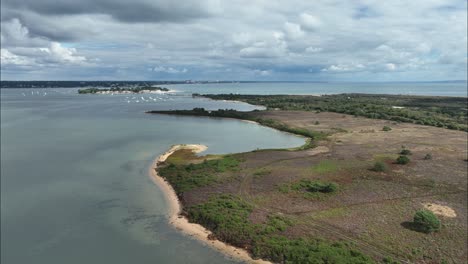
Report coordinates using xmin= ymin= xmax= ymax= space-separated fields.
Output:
xmin=1 ymin=0 xmax=467 ymax=81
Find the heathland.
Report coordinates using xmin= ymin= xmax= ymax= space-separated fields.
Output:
xmin=149 ymin=94 xmax=467 ymax=264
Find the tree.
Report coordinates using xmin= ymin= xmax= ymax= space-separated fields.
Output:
xmin=413 ymin=210 xmax=441 ymax=233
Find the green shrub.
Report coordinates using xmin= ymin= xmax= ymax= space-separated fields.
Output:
xmin=382 ymin=126 xmax=392 ymax=131
xmin=291 ymin=179 xmax=338 ymax=193
xmin=396 ymin=155 xmax=410 ymax=165
xmin=372 ymin=161 xmax=388 ymax=172
xmin=400 ymin=149 xmax=412 ymax=155
xmin=423 ymin=153 xmax=432 ymax=160
xmin=413 ymin=210 xmax=441 ymax=233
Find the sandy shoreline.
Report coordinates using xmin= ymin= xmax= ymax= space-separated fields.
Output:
xmin=149 ymin=144 xmax=272 ymax=264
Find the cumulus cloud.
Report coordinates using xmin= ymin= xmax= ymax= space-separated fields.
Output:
xmin=1 ymin=49 xmax=32 ymax=65
xmin=38 ymin=42 xmax=87 ymax=64
xmin=299 ymin=13 xmax=321 ymax=31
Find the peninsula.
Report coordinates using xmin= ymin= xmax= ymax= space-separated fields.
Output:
xmin=149 ymin=94 xmax=467 ymax=264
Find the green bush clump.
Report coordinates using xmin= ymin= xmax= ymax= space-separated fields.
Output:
xmin=292 ymin=179 xmax=338 ymax=193
xmin=396 ymin=155 xmax=410 ymax=165
xmin=400 ymin=149 xmax=412 ymax=155
xmin=382 ymin=126 xmax=392 ymax=131
xmin=372 ymin=161 xmax=388 ymax=172
xmin=413 ymin=210 xmax=441 ymax=233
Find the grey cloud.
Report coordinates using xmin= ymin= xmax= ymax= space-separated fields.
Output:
xmin=2 ymin=0 xmax=218 ymax=23
xmin=1 ymin=0 xmax=466 ymax=81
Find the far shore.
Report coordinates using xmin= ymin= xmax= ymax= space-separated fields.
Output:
xmin=148 ymin=144 xmax=272 ymax=264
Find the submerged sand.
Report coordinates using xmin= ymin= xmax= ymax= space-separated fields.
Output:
xmin=149 ymin=144 xmax=272 ymax=264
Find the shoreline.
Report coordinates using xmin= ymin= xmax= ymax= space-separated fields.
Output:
xmin=148 ymin=144 xmax=272 ymax=264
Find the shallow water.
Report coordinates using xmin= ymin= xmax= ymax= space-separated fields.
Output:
xmin=1 ymin=88 xmax=304 ymax=264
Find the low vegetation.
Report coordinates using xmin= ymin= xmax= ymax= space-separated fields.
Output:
xmin=187 ymin=194 xmax=372 ymax=263
xmin=382 ymin=126 xmax=392 ymax=131
xmin=396 ymin=155 xmax=410 ymax=165
xmin=399 ymin=149 xmax=412 ymax=155
xmin=372 ymin=161 xmax=388 ymax=172
xmin=158 ymin=155 xmax=239 ymax=193
xmin=280 ymin=179 xmax=339 ymax=199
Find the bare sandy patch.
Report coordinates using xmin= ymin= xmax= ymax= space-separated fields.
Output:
xmin=423 ymin=203 xmax=457 ymax=218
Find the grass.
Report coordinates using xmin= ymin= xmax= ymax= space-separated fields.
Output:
xmin=309 ymin=207 xmax=348 ymax=219
xmin=158 ymin=154 xmax=240 ymax=193
xmin=312 ymin=160 xmax=339 ymax=174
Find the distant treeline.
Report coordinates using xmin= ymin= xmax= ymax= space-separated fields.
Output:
xmin=195 ymin=93 xmax=468 ymax=132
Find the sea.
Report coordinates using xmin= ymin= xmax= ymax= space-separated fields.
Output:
xmin=1 ymin=82 xmax=466 ymax=264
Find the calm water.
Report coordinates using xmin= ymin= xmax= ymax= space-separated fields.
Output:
xmin=169 ymin=81 xmax=468 ymax=97
xmin=1 ymin=88 xmax=304 ymax=264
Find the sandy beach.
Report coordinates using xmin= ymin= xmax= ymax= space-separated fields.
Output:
xmin=149 ymin=144 xmax=272 ymax=264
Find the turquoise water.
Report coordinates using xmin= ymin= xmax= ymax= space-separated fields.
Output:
xmin=1 ymin=88 xmax=304 ymax=264
xmin=169 ymin=81 xmax=467 ymax=97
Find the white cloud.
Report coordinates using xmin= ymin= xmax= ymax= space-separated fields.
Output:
xmin=38 ymin=42 xmax=86 ymax=64
xmin=283 ymin=22 xmax=304 ymax=39
xmin=385 ymin=63 xmax=397 ymax=71
xmin=152 ymin=66 xmax=188 ymax=73
xmin=1 ymin=48 xmax=32 ymax=65
xmin=299 ymin=13 xmax=321 ymax=31
xmin=305 ymin=46 xmax=322 ymax=53
xmin=322 ymin=63 xmax=366 ymax=72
